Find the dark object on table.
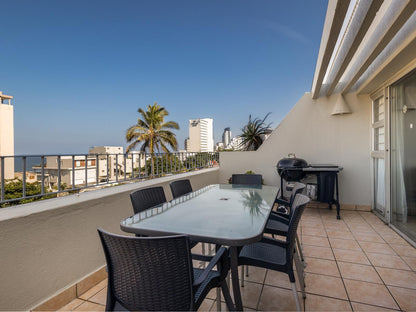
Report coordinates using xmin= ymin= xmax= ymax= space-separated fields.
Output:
xmin=238 ymin=194 xmax=310 ymax=312
xmin=231 ymin=174 xmax=262 ymax=185
xmin=98 ymin=229 xmax=234 ymax=311
xmin=170 ymin=179 xmax=193 ymax=199
xmin=129 ymin=186 xmax=166 ymax=214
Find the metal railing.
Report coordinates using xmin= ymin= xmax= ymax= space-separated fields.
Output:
xmin=0 ymin=152 xmax=219 ymax=206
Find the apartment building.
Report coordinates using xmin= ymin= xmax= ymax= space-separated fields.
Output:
xmin=186 ymin=118 xmax=214 ymax=152
xmin=0 ymin=91 xmax=14 ymax=180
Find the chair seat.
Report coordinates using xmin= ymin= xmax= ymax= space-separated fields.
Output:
xmin=238 ymin=241 xmax=287 ymax=272
xmin=193 ymin=268 xmax=221 ymax=309
xmin=265 ymin=218 xmax=289 ymax=236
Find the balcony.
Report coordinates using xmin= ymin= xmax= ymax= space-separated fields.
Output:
xmin=1 ymin=157 xmax=415 ymax=311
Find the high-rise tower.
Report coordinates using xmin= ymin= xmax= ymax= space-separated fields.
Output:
xmin=186 ymin=118 xmax=214 ymax=152
xmin=0 ymin=91 xmax=14 ymax=179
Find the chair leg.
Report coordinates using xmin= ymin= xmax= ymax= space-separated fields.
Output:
xmin=296 ymin=233 xmax=305 ymax=263
xmin=221 ymin=280 xmax=235 ymax=312
xmin=216 ymin=287 xmax=221 ymax=311
xmin=294 ymin=252 xmax=306 ymax=298
xmin=240 ymin=266 xmax=245 ymax=287
xmin=202 ymin=243 xmax=206 ymax=256
xmin=245 ymin=265 xmax=249 ymax=277
xmin=291 ymin=282 xmax=302 ymax=312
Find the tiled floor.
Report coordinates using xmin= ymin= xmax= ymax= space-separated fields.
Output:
xmin=58 ymin=207 xmax=416 ymax=311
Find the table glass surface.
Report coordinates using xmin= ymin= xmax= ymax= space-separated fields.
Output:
xmin=121 ymin=184 xmax=278 ymax=245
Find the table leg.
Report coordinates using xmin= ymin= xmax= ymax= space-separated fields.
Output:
xmin=335 ymin=174 xmax=341 ymax=220
xmin=230 ymin=246 xmax=243 ymax=311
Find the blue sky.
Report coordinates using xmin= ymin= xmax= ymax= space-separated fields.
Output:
xmin=0 ymin=0 xmax=327 ymax=154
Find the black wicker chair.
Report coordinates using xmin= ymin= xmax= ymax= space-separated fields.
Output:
xmin=170 ymin=179 xmax=193 ymax=199
xmin=129 ymin=186 xmax=166 ymax=214
xmin=98 ymin=229 xmax=235 ymax=311
xmin=265 ymin=182 xmax=306 ymax=262
xmin=238 ymin=194 xmax=310 ymax=312
xmin=231 ymin=174 xmax=262 ymax=185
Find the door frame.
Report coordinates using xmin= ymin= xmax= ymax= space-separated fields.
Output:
xmin=370 ymin=88 xmax=391 ymax=224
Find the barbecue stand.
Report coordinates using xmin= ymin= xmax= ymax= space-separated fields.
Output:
xmin=279 ymin=165 xmax=343 ymax=219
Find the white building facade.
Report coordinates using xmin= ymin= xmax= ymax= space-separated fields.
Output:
xmin=186 ymin=118 xmax=214 ymax=152
xmin=0 ymin=91 xmax=14 ymax=180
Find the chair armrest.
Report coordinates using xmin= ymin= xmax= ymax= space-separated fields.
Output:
xmin=260 ymin=236 xmax=288 ymax=248
xmin=269 ymin=211 xmax=290 ymax=224
xmin=193 ymin=247 xmax=229 ymax=287
xmin=275 ymin=198 xmax=290 ymax=206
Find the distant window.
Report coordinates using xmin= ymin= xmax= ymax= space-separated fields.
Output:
xmin=76 ymin=161 xmax=81 ymax=167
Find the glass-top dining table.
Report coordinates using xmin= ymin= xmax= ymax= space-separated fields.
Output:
xmin=121 ymin=183 xmax=279 ymax=311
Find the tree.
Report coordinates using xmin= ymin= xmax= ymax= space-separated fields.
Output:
xmin=239 ymin=113 xmax=272 ymax=151
xmin=126 ymin=102 xmax=179 ymax=176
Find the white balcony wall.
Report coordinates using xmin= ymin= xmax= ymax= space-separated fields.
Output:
xmin=219 ymin=92 xmax=372 ymax=206
xmin=0 ymin=167 xmax=219 ymax=311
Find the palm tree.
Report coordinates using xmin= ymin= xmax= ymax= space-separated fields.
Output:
xmin=126 ymin=102 xmax=179 ymax=176
xmin=240 ymin=113 xmax=272 ymax=151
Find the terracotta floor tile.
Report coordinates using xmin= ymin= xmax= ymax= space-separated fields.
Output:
xmin=375 ymin=267 xmax=416 ymax=289
xmin=390 ymin=244 xmax=416 ymax=258
xmin=332 ymin=249 xmax=370 ymax=265
xmin=88 ymin=288 xmax=107 ymax=305
xmin=264 ymin=270 xmax=292 ymax=290
xmin=350 ymin=302 xmax=400 ymax=311
xmin=57 ymin=299 xmax=85 ymax=311
xmin=366 ymin=252 xmax=411 ymax=270
xmin=387 ymin=286 xmax=416 ymax=312
xmin=326 ymin=229 xmax=355 ymax=240
xmin=304 ymin=257 xmax=340 ymax=277
xmin=348 ymin=225 xmax=376 ymax=234
xmin=258 ymin=285 xmax=300 ymax=311
xmin=302 ymin=226 xmax=327 ymax=237
xmin=304 ymin=294 xmax=351 ymax=311
xmin=402 ymin=256 xmax=416 ymax=271
xmin=303 ymin=245 xmax=334 ymax=260
xmin=337 ymin=262 xmax=382 ymax=284
xmin=382 ymin=234 xmax=411 ymax=246
xmin=353 ymin=232 xmax=384 ymax=243
xmin=301 ymin=235 xmax=330 ymax=248
xmin=232 ymin=281 xmax=262 ymax=310
xmin=243 ymin=266 xmax=267 ymax=284
xmin=359 ymin=242 xmax=396 ymax=255
xmin=198 ymin=298 xmax=214 ymax=311
xmin=343 ymin=279 xmax=398 ymax=309
xmin=73 ymin=301 xmax=105 ymax=311
xmin=329 ymin=238 xmax=362 ymax=251
xmin=304 ymin=273 xmax=348 ymax=300
xmin=79 ymin=279 xmax=107 ymax=300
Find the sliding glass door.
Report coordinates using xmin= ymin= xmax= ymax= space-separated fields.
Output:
xmin=390 ymin=69 xmax=416 ymax=241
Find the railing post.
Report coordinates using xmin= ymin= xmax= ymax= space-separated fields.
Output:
xmin=41 ymin=156 xmax=45 ymax=195
xmin=106 ymin=154 xmax=109 ymax=183
xmin=85 ymin=155 xmax=88 ymax=188
xmin=72 ymin=155 xmax=75 ymax=189
xmin=124 ymin=153 xmax=127 ymax=181
xmin=57 ymin=155 xmax=61 ymax=192
xmin=22 ymin=156 xmax=26 ymax=198
xmin=1 ymin=157 xmax=4 ymax=203
xmin=115 ymin=154 xmax=119 ymax=183
xmin=96 ymin=154 xmax=99 ymax=185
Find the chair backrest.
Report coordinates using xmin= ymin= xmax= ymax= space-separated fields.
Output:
xmin=130 ymin=186 xmax=167 ymax=214
xmin=231 ymin=174 xmax=262 ymax=185
xmin=286 ymin=194 xmax=310 ymax=262
xmin=288 ymin=182 xmax=306 ymax=208
xmin=98 ymin=229 xmax=195 ymax=311
xmin=170 ymin=179 xmax=193 ymax=199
